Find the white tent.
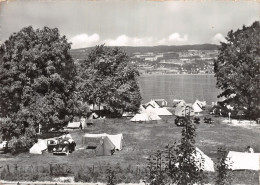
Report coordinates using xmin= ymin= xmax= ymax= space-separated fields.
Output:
xmin=142 ymin=105 xmax=172 ymax=116
xmin=226 ymin=151 xmax=260 ymax=171
xmin=145 ymin=99 xmax=161 ymax=108
xmin=67 ymin=122 xmax=81 ymax=129
xmin=96 ymin=136 xmax=116 ymax=156
xmin=131 ymin=113 xmax=150 ymax=122
xmin=106 ymin=134 xmax=123 ymax=151
xmin=173 ymin=99 xmax=186 ymax=108
xmin=122 ymin=112 xmax=135 ymax=117
xmin=195 ymin=148 xmax=215 ymax=172
xmin=175 ymin=104 xmax=195 ymax=117
xmin=29 ymin=139 xmax=47 ymax=154
xmin=192 ymin=100 xmax=203 ymax=114
xmin=154 ymin=107 xmax=172 ymax=116
xmin=147 ymin=112 xmax=162 ymax=121
xmin=82 ymin=133 xmax=124 ymax=151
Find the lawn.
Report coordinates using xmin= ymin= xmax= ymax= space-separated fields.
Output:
xmin=1 ymin=113 xmax=260 ymax=184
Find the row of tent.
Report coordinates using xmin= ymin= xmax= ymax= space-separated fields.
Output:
xmin=129 ymin=99 xmax=207 ymax=122
xmin=174 ymin=99 xmax=206 ymax=117
xmin=130 ymin=100 xmax=173 ymax=122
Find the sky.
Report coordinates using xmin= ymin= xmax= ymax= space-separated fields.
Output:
xmin=0 ymin=0 xmax=259 ymax=49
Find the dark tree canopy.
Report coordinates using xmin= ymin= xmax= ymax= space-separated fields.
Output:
xmin=214 ymin=21 xmax=260 ymax=119
xmin=78 ymin=45 xmax=142 ymax=116
xmin=0 ymin=26 xmax=78 ymax=149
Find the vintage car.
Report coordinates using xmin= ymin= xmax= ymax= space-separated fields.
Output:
xmin=0 ymin=141 xmax=8 ymax=153
xmin=204 ymin=117 xmax=214 ymax=124
xmin=53 ymin=139 xmax=76 ymax=155
xmin=193 ymin=117 xmax=200 ymax=124
xmin=175 ymin=117 xmax=186 ymax=127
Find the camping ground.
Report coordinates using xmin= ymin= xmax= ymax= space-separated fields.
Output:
xmin=0 ymin=113 xmax=260 ymax=184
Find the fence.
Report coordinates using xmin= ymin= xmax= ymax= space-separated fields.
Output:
xmin=0 ymin=163 xmax=146 ymax=183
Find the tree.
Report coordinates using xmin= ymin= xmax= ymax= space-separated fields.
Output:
xmin=0 ymin=26 xmax=78 ymax=152
xmin=172 ymin=118 xmax=205 ymax=185
xmin=214 ymin=21 xmax=260 ymax=119
xmin=78 ymin=45 xmax=142 ymax=116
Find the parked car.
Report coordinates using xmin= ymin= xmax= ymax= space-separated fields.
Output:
xmin=193 ymin=117 xmax=200 ymax=124
xmin=53 ymin=139 xmax=76 ymax=155
xmin=175 ymin=117 xmax=186 ymax=127
xmin=204 ymin=117 xmax=214 ymax=124
xmin=0 ymin=141 xmax=8 ymax=153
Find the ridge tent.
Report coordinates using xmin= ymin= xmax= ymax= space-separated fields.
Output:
xmin=145 ymin=99 xmax=161 ymax=108
xmin=175 ymin=104 xmax=195 ymax=117
xmin=192 ymin=100 xmax=203 ymax=114
xmin=173 ymin=99 xmax=186 ymax=108
xmin=29 ymin=139 xmax=48 ymax=154
xmin=122 ymin=112 xmax=135 ymax=117
xmin=154 ymin=99 xmax=168 ymax=107
xmin=195 ymin=148 xmax=215 ymax=172
xmin=154 ymin=107 xmax=172 ymax=116
xmin=67 ymin=122 xmax=81 ymax=129
xmin=106 ymin=134 xmax=123 ymax=151
xmin=226 ymin=151 xmax=260 ymax=171
xmin=146 ymin=111 xmax=162 ymax=121
xmin=82 ymin=133 xmax=124 ymax=151
xmin=131 ymin=113 xmax=150 ymax=122
xmin=96 ymin=136 xmax=116 ymax=156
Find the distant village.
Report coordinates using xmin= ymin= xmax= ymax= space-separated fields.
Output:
xmin=131 ymin=50 xmax=218 ymax=75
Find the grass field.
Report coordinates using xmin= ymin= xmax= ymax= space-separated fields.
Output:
xmin=1 ymin=111 xmax=260 ymax=184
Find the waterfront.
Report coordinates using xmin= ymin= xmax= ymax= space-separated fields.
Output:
xmin=139 ymin=74 xmax=222 ymax=105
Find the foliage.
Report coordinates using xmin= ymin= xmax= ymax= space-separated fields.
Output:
xmin=172 ymin=117 xmax=205 ymax=185
xmin=78 ymin=45 xmax=142 ymax=117
xmin=0 ymin=26 xmax=78 ymax=151
xmin=215 ymin=147 xmax=233 ymax=185
xmin=106 ymin=167 xmax=117 ymax=185
xmin=146 ymin=118 xmax=205 ymax=185
xmin=214 ymin=21 xmax=260 ymax=119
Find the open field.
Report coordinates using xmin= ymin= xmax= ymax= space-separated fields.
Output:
xmin=1 ymin=113 xmax=260 ymax=184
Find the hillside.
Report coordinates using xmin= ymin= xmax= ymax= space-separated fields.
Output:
xmin=70 ymin=44 xmax=219 ymax=60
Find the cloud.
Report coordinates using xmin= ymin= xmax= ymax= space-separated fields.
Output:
xmin=211 ymin=33 xmax=227 ymax=44
xmin=157 ymin=33 xmax=188 ymax=45
xmin=70 ymin=33 xmax=188 ymax=48
xmin=69 ymin=33 xmax=100 ymax=49
xmin=104 ymin=35 xmax=154 ymax=46
xmin=168 ymin=33 xmax=188 ymax=43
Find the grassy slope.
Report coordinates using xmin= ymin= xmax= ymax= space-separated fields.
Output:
xmin=1 ymin=114 xmax=260 ymax=184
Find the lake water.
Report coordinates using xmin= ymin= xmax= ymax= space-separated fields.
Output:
xmin=138 ymin=74 xmax=222 ymax=105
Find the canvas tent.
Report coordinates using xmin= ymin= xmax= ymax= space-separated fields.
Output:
xmin=96 ymin=136 xmax=116 ymax=156
xmin=131 ymin=113 xmax=150 ymax=122
xmin=173 ymin=99 xmax=185 ymax=108
xmin=131 ymin=112 xmax=161 ymax=122
xmin=226 ymin=151 xmax=260 ymax=171
xmin=175 ymin=104 xmax=195 ymax=117
xmin=154 ymin=107 xmax=172 ymax=116
xmin=145 ymin=99 xmax=161 ymax=108
xmin=192 ymin=100 xmax=203 ymax=114
xmin=154 ymin=99 xmax=168 ymax=107
xmin=82 ymin=133 xmax=124 ymax=151
xmin=106 ymin=134 xmax=124 ymax=150
xmin=67 ymin=122 xmax=81 ymax=129
xmin=195 ymin=148 xmax=215 ymax=172
xmin=29 ymin=139 xmax=48 ymax=154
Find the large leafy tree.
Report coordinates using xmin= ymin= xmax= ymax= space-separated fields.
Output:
xmin=78 ymin=45 xmax=142 ymax=116
xmin=214 ymin=21 xmax=260 ymax=119
xmin=0 ymin=26 xmax=78 ymax=151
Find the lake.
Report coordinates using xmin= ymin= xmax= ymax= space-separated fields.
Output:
xmin=138 ymin=74 xmax=222 ymax=105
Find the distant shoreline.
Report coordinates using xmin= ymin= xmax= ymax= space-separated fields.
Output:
xmin=140 ymin=73 xmax=215 ymax=77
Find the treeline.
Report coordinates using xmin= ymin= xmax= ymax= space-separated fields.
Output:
xmin=0 ymin=26 xmax=142 ymax=152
